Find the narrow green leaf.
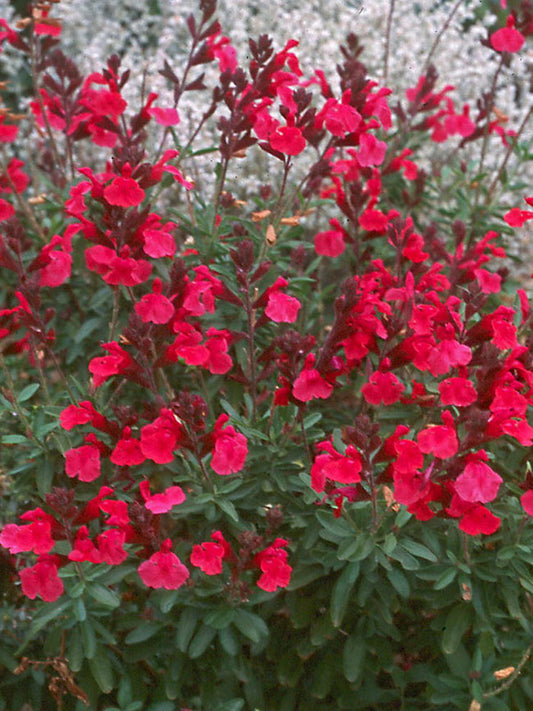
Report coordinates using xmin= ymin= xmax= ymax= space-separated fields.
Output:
xmin=233 ymin=609 xmax=269 ymax=644
xmin=204 ymin=607 xmax=235 ymax=629
xmin=89 ymin=647 xmax=114 ymax=693
xmin=87 ymin=583 xmax=120 ymax=608
xmin=187 ymin=624 xmax=217 ymax=659
xmin=125 ymin=622 xmax=163 ymax=645
xmin=337 ymin=536 xmax=374 ymax=562
xmin=343 ymin=634 xmax=366 ymax=683
xmin=387 ymin=567 xmax=410 ymax=599
xmin=17 ymin=383 xmax=40 ymax=402
xmin=433 ymin=567 xmax=457 ymax=590
xmin=401 ymin=538 xmax=438 ymax=562
xmin=442 ymin=604 xmax=473 ymax=655
xmin=80 ymin=618 xmax=96 ymax=659
xmin=330 ymin=562 xmax=360 ymax=627
xmin=176 ymin=608 xmax=200 ymax=653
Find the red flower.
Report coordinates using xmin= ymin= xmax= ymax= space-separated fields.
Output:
xmin=0 ymin=509 xmax=55 ymax=555
xmin=454 ymin=454 xmax=503 ymax=504
xmin=357 ymin=133 xmax=387 ymax=167
xmin=97 ymin=528 xmax=127 ymax=565
xmin=417 ymin=411 xmax=458 ymax=459
xmin=314 ymin=228 xmax=345 ymax=257
xmin=438 ymin=377 xmax=477 ymax=406
xmin=361 ymin=371 xmax=404 ymax=405
xmin=490 ymin=16 xmax=525 ymax=53
xmin=148 ymin=106 xmax=180 ymax=126
xmin=263 ymin=278 xmax=302 ymax=323
xmin=0 ymin=198 xmax=14 ymax=222
xmin=140 ymin=409 xmax=183 ymax=464
xmin=104 ymin=176 xmax=145 ymax=207
xmin=110 ymin=427 xmax=145 ymax=466
xmin=65 ymin=443 xmax=101 ymax=482
xmin=521 ymin=490 xmax=533 ymax=516
xmin=459 ymin=504 xmax=500 ymax=536
xmin=138 ymin=539 xmax=189 ymax=589
xmin=269 ymin=126 xmax=306 ymax=156
xmin=135 ymin=278 xmax=174 ymax=324
xmin=255 ymin=538 xmax=292 ymax=592
xmin=139 ymin=480 xmax=186 ymax=514
xmin=211 ymin=415 xmax=248 ymax=475
xmin=20 ymin=556 xmax=64 ymax=602
xmin=311 ymin=440 xmax=362 ymax=493
xmin=292 ymin=354 xmax=333 ymax=402
xmin=190 ymin=531 xmax=230 ymax=575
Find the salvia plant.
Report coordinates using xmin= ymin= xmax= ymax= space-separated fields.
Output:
xmin=3 ymin=1 xmax=533 ymax=709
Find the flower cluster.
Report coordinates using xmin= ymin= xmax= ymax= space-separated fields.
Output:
xmin=0 ymin=0 xmax=532 ymax=617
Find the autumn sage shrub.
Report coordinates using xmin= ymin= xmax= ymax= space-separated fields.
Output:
xmin=3 ymin=1 xmax=533 ymax=709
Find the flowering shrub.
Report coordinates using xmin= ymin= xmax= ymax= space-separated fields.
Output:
xmin=2 ymin=1 xmax=533 ymax=709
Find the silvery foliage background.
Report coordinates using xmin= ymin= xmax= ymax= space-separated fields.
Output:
xmin=0 ymin=0 xmax=532 ymax=275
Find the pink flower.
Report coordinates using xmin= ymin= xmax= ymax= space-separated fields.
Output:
xmin=140 ymin=409 xmax=183 ymax=464
xmin=265 ymin=290 xmax=301 ymax=323
xmin=139 ymin=480 xmax=186 ymax=514
xmin=356 ymin=133 xmax=387 ymax=167
xmin=417 ymin=411 xmax=458 ymax=459
xmin=455 ymin=454 xmax=503 ymax=504
xmin=292 ymin=354 xmax=333 ymax=402
xmin=0 ymin=198 xmax=14 ymax=222
xmin=255 ymin=538 xmax=292 ymax=592
xmin=490 ymin=16 xmax=525 ymax=53
xmin=459 ymin=505 xmax=500 ymax=536
xmin=269 ymin=126 xmax=306 ymax=155
xmin=135 ymin=278 xmax=174 ymax=324
xmin=0 ymin=510 xmax=55 ymax=555
xmin=20 ymin=556 xmax=64 ymax=602
xmin=438 ymin=377 xmax=477 ymax=407
xmin=138 ymin=539 xmax=189 ymax=589
xmin=104 ymin=177 xmax=145 ymax=207
xmin=361 ymin=371 xmax=405 ymax=406
xmin=211 ymin=415 xmax=248 ymax=475
xmin=521 ymin=490 xmax=533 ymax=516
xmin=110 ymin=428 xmax=145 ymax=466
xmin=190 ymin=532 xmax=230 ymax=575
xmin=314 ymin=229 xmax=345 ymax=257
xmin=311 ymin=440 xmax=362 ymax=493
xmin=148 ymin=106 xmax=180 ymax=126
xmin=65 ymin=443 xmax=102 ymax=482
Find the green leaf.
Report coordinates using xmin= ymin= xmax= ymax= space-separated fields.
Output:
xmin=388 ymin=544 xmax=420 ymax=570
xmin=330 ymin=562 xmax=360 ymax=627
xmin=89 ymin=647 xmax=114 ymax=693
xmin=187 ymin=624 xmax=217 ymax=659
xmin=215 ymin=498 xmax=240 ymax=523
xmin=214 ymin=699 xmax=245 ymax=711
xmin=387 ymin=567 xmax=410 ymax=598
xmin=175 ymin=608 xmax=200 ymax=653
xmin=442 ymin=604 xmax=473 ymax=655
xmin=80 ymin=618 xmax=96 ymax=659
xmin=401 ymin=538 xmax=438 ymax=562
xmin=17 ymin=598 xmax=71 ymax=653
xmin=87 ymin=583 xmax=120 ymax=608
xmin=233 ymin=609 xmax=269 ymax=644
xmin=433 ymin=568 xmax=457 ymax=590
xmin=17 ymin=383 xmax=40 ymax=402
xmin=337 ymin=535 xmax=374 ymax=562
xmin=2 ymin=434 xmax=29 ymax=444
xmin=204 ymin=607 xmax=235 ymax=629
xmin=125 ymin=622 xmax=163 ymax=645
xmin=218 ymin=626 xmax=240 ymax=656
xmin=343 ymin=634 xmax=366 ymax=683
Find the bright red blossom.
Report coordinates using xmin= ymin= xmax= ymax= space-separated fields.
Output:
xmin=138 ymin=539 xmax=189 ymax=589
